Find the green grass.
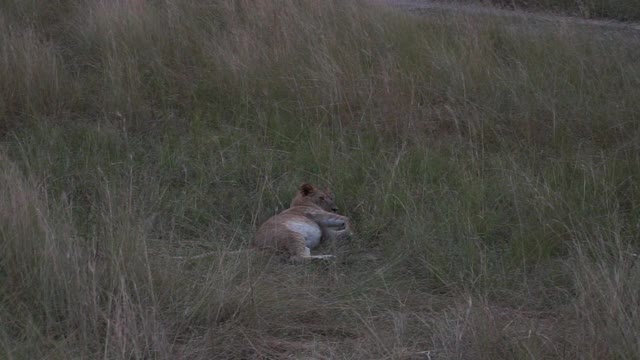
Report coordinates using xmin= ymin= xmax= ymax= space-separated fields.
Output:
xmin=1 ymin=0 xmax=640 ymax=358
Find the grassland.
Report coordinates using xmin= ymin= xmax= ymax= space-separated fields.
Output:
xmin=1 ymin=0 xmax=640 ymax=358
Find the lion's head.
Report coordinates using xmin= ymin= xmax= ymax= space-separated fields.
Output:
xmin=290 ymin=183 xmax=338 ymax=213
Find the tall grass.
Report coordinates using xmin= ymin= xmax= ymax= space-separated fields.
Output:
xmin=1 ymin=0 xmax=639 ymax=358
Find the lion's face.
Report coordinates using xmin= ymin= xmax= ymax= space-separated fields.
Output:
xmin=310 ymin=188 xmax=338 ymax=213
xmin=291 ymin=183 xmax=339 ymax=213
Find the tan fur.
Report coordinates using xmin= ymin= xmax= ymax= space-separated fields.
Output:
xmin=253 ymin=183 xmax=353 ymax=263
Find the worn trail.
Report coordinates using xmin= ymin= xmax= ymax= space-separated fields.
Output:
xmin=383 ymin=0 xmax=640 ymax=33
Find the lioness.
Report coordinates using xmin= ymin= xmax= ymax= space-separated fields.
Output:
xmin=253 ymin=183 xmax=353 ymax=263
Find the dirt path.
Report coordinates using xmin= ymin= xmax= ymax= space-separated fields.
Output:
xmin=383 ymin=0 xmax=640 ymax=33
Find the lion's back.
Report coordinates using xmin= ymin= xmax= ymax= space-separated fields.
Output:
xmin=254 ymin=209 xmax=319 ymax=251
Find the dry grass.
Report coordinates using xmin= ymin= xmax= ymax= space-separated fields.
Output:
xmin=1 ymin=0 xmax=639 ymax=358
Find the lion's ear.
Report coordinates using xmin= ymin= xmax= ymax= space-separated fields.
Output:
xmin=300 ymin=183 xmax=315 ymax=196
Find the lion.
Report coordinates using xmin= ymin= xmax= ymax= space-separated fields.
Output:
xmin=253 ymin=183 xmax=353 ymax=263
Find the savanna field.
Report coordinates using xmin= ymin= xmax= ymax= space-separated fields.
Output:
xmin=1 ymin=0 xmax=640 ymax=358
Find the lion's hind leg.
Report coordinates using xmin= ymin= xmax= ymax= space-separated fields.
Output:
xmin=287 ymin=233 xmax=335 ymax=264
